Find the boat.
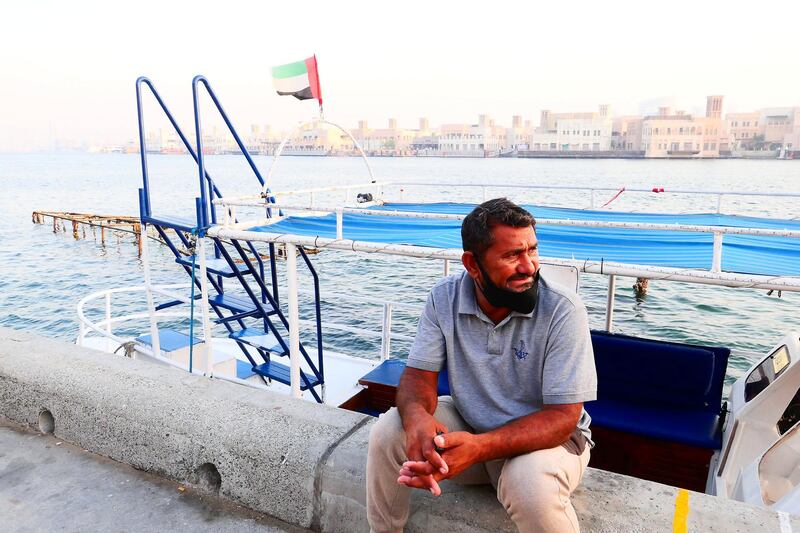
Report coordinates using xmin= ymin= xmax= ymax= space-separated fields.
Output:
xmin=279 ymin=146 xmax=330 ymax=156
xmin=76 ymin=75 xmax=800 ymax=514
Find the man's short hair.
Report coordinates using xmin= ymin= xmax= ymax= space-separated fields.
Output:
xmin=461 ymin=198 xmax=536 ymax=259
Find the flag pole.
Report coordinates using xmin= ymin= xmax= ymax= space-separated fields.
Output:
xmin=314 ymin=54 xmax=324 ymax=121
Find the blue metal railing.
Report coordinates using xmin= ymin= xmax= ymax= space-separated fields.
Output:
xmin=191 ymin=75 xmax=271 ymax=226
xmin=136 ymin=76 xmax=223 ymax=227
xmin=135 ymin=75 xmax=326 ymax=401
xmin=190 ymin=75 xmax=275 ymax=295
xmin=190 ymin=75 xmax=324 ymax=390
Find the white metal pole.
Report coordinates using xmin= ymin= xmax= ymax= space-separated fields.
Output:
xmin=105 ymin=292 xmax=113 ymax=353
xmin=141 ymin=223 xmax=161 ymax=358
xmin=443 ymin=259 xmax=450 ymax=277
xmin=197 ymin=237 xmax=214 ymax=376
xmin=286 ymin=243 xmax=302 ymax=399
xmin=78 ymin=321 xmax=85 ymax=347
xmin=605 ymin=274 xmax=616 ymax=332
xmin=716 ymin=194 xmax=723 ymax=214
xmin=335 ymin=208 xmax=344 ymax=239
xmin=590 ymin=190 xmax=596 ymax=209
xmin=712 ymin=232 xmax=723 ymax=272
xmin=380 ymin=303 xmax=393 ymax=361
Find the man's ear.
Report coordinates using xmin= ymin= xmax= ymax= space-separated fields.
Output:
xmin=462 ymin=251 xmax=480 ymax=280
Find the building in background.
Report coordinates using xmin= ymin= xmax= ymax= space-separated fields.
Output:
xmin=726 ymin=107 xmax=800 ymax=155
xmin=639 ymin=96 xmax=731 ymax=158
xmin=121 ymin=94 xmax=800 ymax=159
xmin=505 ymin=115 xmax=530 ymax=152
xmin=350 ymin=119 xmax=419 ymax=155
xmin=761 ymin=108 xmax=800 ymax=152
xmin=726 ymin=112 xmax=761 ymax=149
xmin=529 ymin=105 xmax=612 ymax=153
xmin=438 ymin=114 xmax=506 ymax=157
xmin=610 ymin=116 xmax=643 ymax=153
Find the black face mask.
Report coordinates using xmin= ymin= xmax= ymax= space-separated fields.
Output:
xmin=475 ymin=260 xmax=539 ymax=314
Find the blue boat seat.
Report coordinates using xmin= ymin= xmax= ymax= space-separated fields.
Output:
xmin=358 ymin=359 xmax=451 ymax=397
xmin=586 ymin=331 xmax=729 ymax=449
xmin=586 ymin=400 xmax=722 ymax=449
xmin=356 ymin=332 xmax=728 ymax=450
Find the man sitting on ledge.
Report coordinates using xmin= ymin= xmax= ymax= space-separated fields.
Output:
xmin=366 ymin=198 xmax=597 ymax=533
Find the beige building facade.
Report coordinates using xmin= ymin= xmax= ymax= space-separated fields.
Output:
xmin=610 ymin=116 xmax=643 ymax=152
xmin=726 ymin=112 xmax=760 ymax=148
xmin=135 ymin=94 xmax=800 ymax=158
xmin=530 ymin=105 xmax=612 ymax=152
xmin=639 ymin=96 xmax=731 ymax=158
xmin=438 ymin=115 xmax=506 ymax=156
xmin=349 ymin=119 xmax=417 ymax=154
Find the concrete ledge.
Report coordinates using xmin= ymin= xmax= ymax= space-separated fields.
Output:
xmin=0 ymin=327 xmax=368 ymax=528
xmin=317 ymin=419 xmax=800 ymax=532
xmin=2 ymin=327 xmax=799 ymax=532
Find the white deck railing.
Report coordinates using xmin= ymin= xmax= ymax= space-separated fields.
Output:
xmin=216 ymin=180 xmax=800 ymax=214
xmin=77 ymin=284 xmax=422 ymax=364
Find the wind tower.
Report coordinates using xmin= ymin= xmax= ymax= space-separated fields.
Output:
xmin=706 ymin=95 xmax=723 ymax=119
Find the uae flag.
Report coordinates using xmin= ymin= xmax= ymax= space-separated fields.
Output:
xmin=271 ymin=56 xmax=323 ymax=106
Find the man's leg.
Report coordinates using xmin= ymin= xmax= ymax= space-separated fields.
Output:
xmin=366 ymin=397 xmax=470 ymax=533
xmin=488 ymin=444 xmax=590 ymax=533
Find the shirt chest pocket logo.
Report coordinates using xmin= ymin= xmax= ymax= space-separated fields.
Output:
xmin=514 ymin=339 xmax=529 ymax=361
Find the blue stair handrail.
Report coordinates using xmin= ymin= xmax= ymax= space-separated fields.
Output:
xmin=189 ymin=75 xmax=275 ymax=299
xmin=135 ymin=75 xmax=326 ymax=402
xmin=191 ymin=75 xmax=276 ymax=226
xmin=135 ymin=77 xmax=223 ymax=226
xmin=189 ymin=75 xmax=325 ymax=401
xmin=136 ymin=76 xmax=271 ymax=299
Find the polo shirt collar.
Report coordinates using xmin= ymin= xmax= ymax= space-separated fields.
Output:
xmin=457 ymin=270 xmax=480 ymax=316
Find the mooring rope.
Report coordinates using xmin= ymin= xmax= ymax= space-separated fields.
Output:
xmin=600 ymin=187 xmax=626 ymax=208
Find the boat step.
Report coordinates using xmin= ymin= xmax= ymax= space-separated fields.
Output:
xmin=229 ymin=328 xmax=286 ymax=355
xmin=143 ymin=215 xmax=198 ymax=233
xmin=251 ymin=360 xmax=320 ymax=390
xmin=154 ymin=294 xmax=201 ymax=311
xmin=209 ymin=293 xmax=276 ymax=316
xmin=176 ymin=256 xmax=252 ymax=278
xmin=135 ymin=328 xmax=202 ymax=352
xmin=236 ymin=359 xmax=258 ymax=380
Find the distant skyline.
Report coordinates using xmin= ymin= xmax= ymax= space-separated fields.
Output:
xmin=2 ymin=0 xmax=800 ymax=152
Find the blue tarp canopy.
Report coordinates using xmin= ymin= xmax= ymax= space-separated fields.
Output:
xmin=251 ymin=202 xmax=800 ymax=277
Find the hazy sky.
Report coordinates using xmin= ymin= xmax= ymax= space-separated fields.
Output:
xmin=2 ymin=0 xmax=799 ymax=151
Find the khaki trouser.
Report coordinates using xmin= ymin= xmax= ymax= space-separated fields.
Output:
xmin=366 ymin=397 xmax=590 ymax=533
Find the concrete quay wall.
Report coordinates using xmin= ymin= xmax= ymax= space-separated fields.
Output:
xmin=0 ymin=327 xmax=796 ymax=532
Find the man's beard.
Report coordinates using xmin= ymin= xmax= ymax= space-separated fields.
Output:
xmin=475 ymin=261 xmax=539 ymax=314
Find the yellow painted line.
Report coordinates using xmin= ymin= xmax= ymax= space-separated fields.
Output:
xmin=673 ymin=488 xmax=689 ymax=533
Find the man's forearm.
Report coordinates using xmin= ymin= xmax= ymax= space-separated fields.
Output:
xmin=396 ymin=368 xmax=439 ymax=421
xmin=472 ymin=405 xmax=580 ymax=463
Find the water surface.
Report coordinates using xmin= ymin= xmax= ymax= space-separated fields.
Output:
xmin=1 ymin=153 xmax=799 ymax=387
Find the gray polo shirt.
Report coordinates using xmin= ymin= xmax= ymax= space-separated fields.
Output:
xmin=407 ymin=270 xmax=597 ymax=444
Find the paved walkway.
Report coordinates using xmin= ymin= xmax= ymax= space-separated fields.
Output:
xmin=0 ymin=419 xmax=308 ymax=533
